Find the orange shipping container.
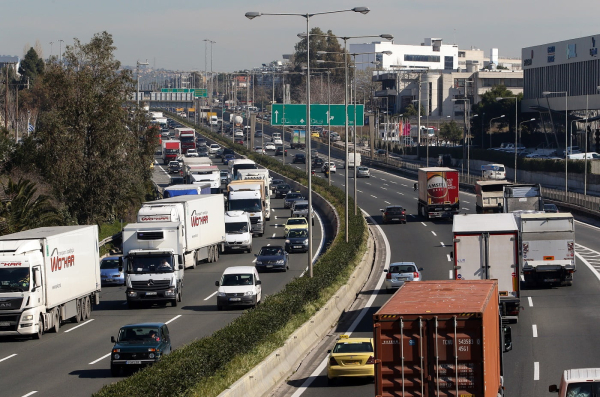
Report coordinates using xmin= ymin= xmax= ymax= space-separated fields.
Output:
xmin=373 ymin=280 xmax=502 ymax=397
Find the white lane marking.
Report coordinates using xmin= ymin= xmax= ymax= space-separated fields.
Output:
xmin=21 ymin=392 xmax=37 ymax=397
xmin=366 ymin=182 xmax=372 ymax=185
xmin=401 ymin=184 xmax=407 ymax=187
xmin=357 ymin=189 xmax=363 ymax=193
xmin=370 ymin=195 xmax=377 ymax=198
xmin=384 ymin=201 xmax=391 ymax=204
xmin=532 ymin=324 xmax=538 ymax=338
xmin=272 ymin=233 xmax=276 ymax=238
xmin=421 ymin=222 xmax=427 ymax=226
xmin=528 ymin=296 xmax=533 ymax=307
xmin=447 ymin=254 xmax=452 ymax=262
xmin=341 ymin=184 xmax=345 ymax=186
xmin=204 ymin=291 xmax=217 ymax=301
xmin=252 ymin=258 xmax=257 ymax=263
xmin=382 ymin=188 xmax=387 ymax=190
xmin=575 ymin=250 xmax=600 ymax=284
xmin=383 ymin=183 xmax=389 ymax=186
xmin=267 ymin=243 xmax=271 ymax=246
xmin=431 ymin=231 xmax=437 ymax=236
xmin=449 ymin=269 xmax=453 ymax=279
xmin=399 ymin=192 xmax=404 ymax=195
xmin=464 ymin=208 xmax=470 ymax=211
xmin=534 ymin=362 xmax=540 ymax=380
xmin=64 ymin=319 xmax=94 ymax=333
xmin=440 ymin=242 xmax=445 ymax=247
xmin=413 ymin=197 xmax=418 ymax=200
xmin=0 ymin=353 xmax=17 ymax=363
xmin=275 ymin=216 xmax=277 ymax=219
xmin=165 ymin=315 xmax=182 ymax=325
xmin=89 ymin=353 xmax=112 ymax=365
xmin=464 ymin=201 xmax=470 ymax=204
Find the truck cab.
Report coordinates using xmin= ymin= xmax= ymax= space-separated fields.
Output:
xmin=227 ymin=189 xmax=264 ymax=236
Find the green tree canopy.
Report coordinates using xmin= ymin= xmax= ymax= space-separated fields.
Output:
xmin=292 ymin=28 xmax=348 ymax=87
xmin=471 ymin=85 xmax=523 ymax=140
xmin=18 ymin=47 xmax=45 ymax=89
xmin=439 ymin=120 xmax=463 ymax=145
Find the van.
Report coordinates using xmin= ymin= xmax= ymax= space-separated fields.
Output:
xmin=549 ymin=368 xmax=600 ymax=396
xmin=568 ymin=152 xmax=600 ymax=160
xmin=210 ymin=115 xmax=218 ymax=126
xmin=224 ymin=211 xmax=253 ymax=253
xmin=215 ymin=266 xmax=262 ymax=310
xmin=481 ymin=164 xmax=506 ymax=180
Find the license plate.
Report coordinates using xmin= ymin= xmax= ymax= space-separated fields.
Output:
xmin=0 ymin=321 xmax=10 ymax=326
xmin=266 ymin=265 xmax=273 ymax=268
xmin=544 ymin=278 xmax=558 ymax=282
xmin=126 ymin=360 xmax=142 ymax=365
xmin=229 ymin=297 xmax=241 ymax=301
xmin=392 ymin=218 xmax=400 ymax=221
xmin=293 ymin=246 xmax=302 ymax=249
xmin=396 ymin=277 xmax=409 ymax=281
xmin=146 ymin=292 xmax=157 ymax=296
xmin=346 ymin=360 xmax=360 ymax=365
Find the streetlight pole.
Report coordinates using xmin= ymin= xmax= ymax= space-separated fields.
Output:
xmin=136 ymin=60 xmax=149 ymax=108
xmin=489 ymin=115 xmax=505 ymax=150
xmin=542 ymin=91 xmax=568 ymax=198
xmin=496 ymin=96 xmax=518 ymax=183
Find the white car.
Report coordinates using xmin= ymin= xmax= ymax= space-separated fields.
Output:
xmin=254 ymin=146 xmax=266 ymax=155
xmin=215 ymin=266 xmax=262 ymax=310
xmin=265 ymin=142 xmax=276 ymax=151
xmin=322 ymin=162 xmax=336 ymax=173
xmin=356 ymin=166 xmax=370 ymax=178
xmin=185 ymin=149 xmax=199 ymax=157
xmin=209 ymin=144 xmax=221 ymax=154
xmin=234 ymin=130 xmax=244 ymax=137
xmin=273 ymin=138 xmax=283 ymax=145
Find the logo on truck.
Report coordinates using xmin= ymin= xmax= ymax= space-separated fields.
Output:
xmin=190 ymin=210 xmax=209 ymax=227
xmin=1 ymin=262 xmax=21 ymax=267
xmin=140 ymin=215 xmax=171 ymax=222
xmin=49 ymin=248 xmax=75 ymax=272
xmin=427 ymin=171 xmax=458 ymax=205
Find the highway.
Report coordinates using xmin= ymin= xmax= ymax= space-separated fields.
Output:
xmin=0 ymin=148 xmax=325 ymax=397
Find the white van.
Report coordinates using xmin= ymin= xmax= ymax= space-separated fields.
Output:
xmin=215 ymin=266 xmax=261 ymax=310
xmin=568 ymin=152 xmax=600 ymax=160
xmin=481 ymin=164 xmax=506 ymax=180
xmin=549 ymin=368 xmax=600 ymax=396
xmin=224 ymin=211 xmax=252 ymax=253
xmin=210 ymin=115 xmax=219 ymax=125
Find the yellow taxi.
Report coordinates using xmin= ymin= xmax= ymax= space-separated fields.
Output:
xmin=283 ymin=217 xmax=308 ymax=237
xmin=311 ymin=131 xmax=320 ymax=138
xmin=327 ymin=335 xmax=374 ymax=384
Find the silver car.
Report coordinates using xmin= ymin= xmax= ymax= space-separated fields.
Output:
xmin=383 ymin=262 xmax=423 ymax=292
xmin=356 ymin=166 xmax=370 ymax=178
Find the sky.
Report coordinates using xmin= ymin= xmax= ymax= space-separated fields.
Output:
xmin=2 ymin=0 xmax=599 ymax=72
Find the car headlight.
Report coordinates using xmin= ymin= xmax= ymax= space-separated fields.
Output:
xmin=285 ymin=240 xmax=290 ymax=244
xmin=114 ymin=353 xmax=120 ymax=360
xmin=303 ymin=239 xmax=309 ymax=244
xmin=276 ymin=260 xmax=284 ymax=264
xmin=165 ymin=289 xmax=176 ymax=297
xmin=217 ymin=292 xmax=226 ymax=297
xmin=149 ymin=353 xmax=155 ymax=359
xmin=256 ymin=261 xmax=262 ymax=265
xmin=22 ymin=315 xmax=33 ymax=321
xmin=244 ymin=291 xmax=254 ymax=296
xmin=127 ymin=291 xmax=138 ymax=297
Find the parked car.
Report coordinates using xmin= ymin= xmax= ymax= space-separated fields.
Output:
xmin=215 ymin=266 xmax=262 ymax=310
xmin=380 ymin=205 xmax=407 ymax=224
xmin=284 ymin=217 xmax=308 ymax=237
xmin=383 ymin=262 xmax=423 ymax=292
xmin=255 ymin=246 xmax=289 ymax=272
xmin=275 ymin=183 xmax=292 ymax=198
xmin=265 ymin=142 xmax=276 ymax=151
xmin=275 ymin=146 xmax=288 ymax=156
xmin=293 ymin=153 xmax=306 ymax=164
xmin=110 ymin=323 xmax=172 ymax=376
xmin=285 ymin=229 xmax=309 ymax=253
xmin=284 ymin=192 xmax=304 ymax=209
xmin=357 ymin=166 xmax=370 ymax=178
xmin=100 ymin=256 xmax=124 ymax=286
xmin=326 ymin=335 xmax=375 ymax=384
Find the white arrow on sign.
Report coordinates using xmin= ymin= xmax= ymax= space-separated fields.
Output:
xmin=300 ymin=119 xmax=305 ymax=124
xmin=274 ymin=110 xmax=279 ymax=123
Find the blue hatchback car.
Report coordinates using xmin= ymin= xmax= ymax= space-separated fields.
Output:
xmin=100 ymin=256 xmax=124 ymax=286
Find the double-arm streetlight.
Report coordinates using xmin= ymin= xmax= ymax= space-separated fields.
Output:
xmin=136 ymin=59 xmax=149 ymax=107
xmin=542 ymin=91 xmax=568 ymax=197
xmin=496 ymin=96 xmax=519 ymax=183
xmin=246 ymin=6 xmax=371 ymax=277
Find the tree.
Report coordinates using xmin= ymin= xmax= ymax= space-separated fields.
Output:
xmin=18 ymin=47 xmax=45 ymax=89
xmin=402 ymin=103 xmax=425 ymax=117
xmin=471 ymin=85 xmax=522 ymax=142
xmin=439 ymin=120 xmax=463 ymax=145
xmin=32 ymin=31 xmax=156 ymax=225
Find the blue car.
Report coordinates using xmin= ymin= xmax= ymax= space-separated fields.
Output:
xmin=100 ymin=256 xmax=124 ymax=286
xmin=223 ymin=154 xmax=235 ymax=164
xmin=255 ymin=246 xmax=289 ymax=272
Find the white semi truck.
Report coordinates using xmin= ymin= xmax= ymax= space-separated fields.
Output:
xmin=122 ymin=195 xmax=226 ymax=308
xmin=0 ymin=226 xmax=101 ymax=339
xmin=227 ymin=182 xmax=265 ymax=236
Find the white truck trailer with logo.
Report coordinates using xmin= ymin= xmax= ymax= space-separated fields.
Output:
xmin=237 ymin=169 xmax=272 ymax=221
xmin=452 ymin=213 xmax=521 ymax=322
xmin=515 ymin=212 xmax=575 ymax=287
xmin=0 ymin=226 xmax=100 ymax=339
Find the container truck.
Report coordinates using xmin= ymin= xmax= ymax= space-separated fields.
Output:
xmin=475 ymin=180 xmax=512 ymax=214
xmin=503 ymin=183 xmax=543 ymax=213
xmin=373 ymin=280 xmax=512 ymax=397
xmin=346 ymin=152 xmax=361 ymax=169
xmin=0 ymin=226 xmax=101 ymax=339
xmin=452 ymin=213 xmax=520 ymax=322
xmin=417 ymin=167 xmax=460 ymax=220
xmin=515 ymin=212 xmax=575 ymax=287
xmin=176 ymin=128 xmax=196 ymax=154
xmin=163 ymin=183 xmax=211 ymax=198
xmin=237 ymin=169 xmax=272 ymax=220
xmin=122 ymin=195 xmax=226 ymax=308
xmin=227 ymin=182 xmax=265 ymax=236
xmin=162 ymin=140 xmax=181 ymax=165
xmin=291 ymin=130 xmax=306 ymax=149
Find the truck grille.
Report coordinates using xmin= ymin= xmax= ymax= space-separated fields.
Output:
xmin=250 ymin=217 xmax=259 ymax=224
xmin=131 ymin=280 xmax=171 ymax=291
xmin=226 ymin=293 xmax=244 ymax=297
xmin=0 ymin=297 xmax=24 ymax=310
xmin=0 ymin=314 xmax=20 ymax=331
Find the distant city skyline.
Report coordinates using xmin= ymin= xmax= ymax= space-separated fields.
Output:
xmin=1 ymin=0 xmax=598 ymax=72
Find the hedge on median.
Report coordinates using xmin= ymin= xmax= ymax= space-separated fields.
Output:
xmin=94 ymin=113 xmax=368 ymax=397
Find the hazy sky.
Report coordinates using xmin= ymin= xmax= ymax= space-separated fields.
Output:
xmin=2 ymin=0 xmax=598 ymax=72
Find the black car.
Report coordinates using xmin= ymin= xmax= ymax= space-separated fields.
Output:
xmin=275 ymin=146 xmax=287 ymax=156
xmin=214 ymin=148 xmax=224 ymax=158
xmin=255 ymin=246 xmax=289 ymax=272
xmin=380 ymin=205 xmax=407 ymax=224
xmin=275 ymin=184 xmax=292 ymax=198
xmin=284 ymin=192 xmax=305 ymax=209
xmin=376 ymin=149 xmax=387 ymax=155
xmin=169 ymin=176 xmax=184 ymax=185
xmin=222 ymin=148 xmax=235 ymax=156
xmin=312 ymin=157 xmax=324 ymax=169
xmin=293 ymin=153 xmax=306 ymax=164
xmin=271 ymin=179 xmax=284 ymax=193
xmin=543 ymin=203 xmax=559 ymax=213
xmin=285 ymin=229 xmax=309 ymax=253
xmin=110 ymin=323 xmax=172 ymax=376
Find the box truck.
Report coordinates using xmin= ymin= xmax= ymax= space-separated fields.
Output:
xmin=291 ymin=130 xmax=305 ymax=149
xmin=0 ymin=226 xmax=101 ymax=339
xmin=373 ymin=280 xmax=512 ymax=397
xmin=237 ymin=169 xmax=272 ymax=220
xmin=346 ymin=152 xmax=361 ymax=169
xmin=176 ymin=128 xmax=196 ymax=154
xmin=452 ymin=213 xmax=520 ymax=322
xmin=227 ymin=181 xmax=266 ymax=235
xmin=122 ymin=195 xmax=226 ymax=308
xmin=503 ymin=183 xmax=543 ymax=213
xmin=417 ymin=167 xmax=460 ymax=220
xmin=163 ymin=183 xmax=211 ymax=198
xmin=161 ymin=140 xmax=181 ymax=165
xmin=515 ymin=212 xmax=575 ymax=287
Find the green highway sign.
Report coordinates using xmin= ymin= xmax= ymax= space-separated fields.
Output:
xmin=194 ymin=88 xmax=208 ymax=97
xmin=161 ymin=88 xmax=193 ymax=93
xmin=270 ymin=104 xmax=364 ymax=126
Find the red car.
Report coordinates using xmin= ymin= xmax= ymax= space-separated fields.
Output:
xmin=234 ymin=138 xmax=244 ymax=145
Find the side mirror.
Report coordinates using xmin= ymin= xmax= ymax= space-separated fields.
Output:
xmin=503 ymin=325 xmax=513 ymax=353
xmin=178 ymin=265 xmax=184 ymax=270
xmin=327 ymin=349 xmax=331 ymax=353
xmin=383 ymin=269 xmax=389 ymax=273
xmin=549 ymin=385 xmax=558 ymax=393
xmin=111 ymin=336 xmax=116 ymax=343
xmin=215 ymin=281 xmax=220 ymax=287
xmin=256 ymin=280 xmax=262 ymax=285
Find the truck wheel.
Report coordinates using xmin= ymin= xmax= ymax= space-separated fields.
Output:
xmin=73 ymin=299 xmax=82 ymax=323
xmin=172 ymin=299 xmax=178 ymax=307
xmin=214 ymin=246 xmax=219 ymax=262
xmin=84 ymin=296 xmax=91 ymax=320
xmin=34 ymin=315 xmax=43 ymax=339
xmin=53 ymin=309 xmax=60 ymax=333
xmin=206 ymin=246 xmax=213 ymax=263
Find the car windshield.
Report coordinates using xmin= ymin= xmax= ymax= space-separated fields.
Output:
xmin=295 ymin=155 xmax=305 ymax=159
xmin=226 ymin=222 xmax=248 ymax=233
xmin=358 ymin=167 xmax=368 ymax=171
xmin=128 ymin=256 xmax=173 ymax=274
xmin=387 ymin=207 xmax=404 ymax=214
xmin=0 ymin=267 xmax=30 ymax=292
xmin=221 ymin=273 xmax=254 ymax=286
xmin=259 ymin=247 xmax=283 ymax=256
xmin=288 ymin=230 xmax=307 ymax=238
xmin=390 ymin=265 xmax=416 ymax=273
xmin=333 ymin=341 xmax=373 ymax=354
xmin=100 ymin=259 xmax=120 ymax=270
xmin=287 ymin=193 xmax=302 ymax=199
xmin=565 ymin=382 xmax=600 ymax=397
xmin=228 ymin=199 xmax=262 ymax=212
xmin=220 ymin=170 xmax=228 ymax=176
xmin=294 ymin=204 xmax=308 ymax=210
xmin=118 ymin=327 xmax=160 ymax=343
xmin=278 ymin=185 xmax=291 ymax=190
xmin=287 ymin=218 xmax=307 ymax=225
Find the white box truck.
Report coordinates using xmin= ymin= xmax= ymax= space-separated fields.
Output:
xmin=237 ymin=169 xmax=272 ymax=220
xmin=452 ymin=213 xmax=520 ymax=322
xmin=515 ymin=212 xmax=575 ymax=287
xmin=0 ymin=226 xmax=100 ymax=339
xmin=228 ymin=181 xmax=265 ymax=236
xmin=346 ymin=152 xmax=361 ymax=169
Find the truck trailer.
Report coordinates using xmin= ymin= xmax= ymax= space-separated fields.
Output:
xmin=227 ymin=181 xmax=266 ymax=235
xmin=503 ymin=184 xmax=543 ymax=213
xmin=0 ymin=226 xmax=101 ymax=339
xmin=452 ymin=213 xmax=520 ymax=322
xmin=417 ymin=167 xmax=460 ymax=220
xmin=373 ymin=280 xmax=512 ymax=397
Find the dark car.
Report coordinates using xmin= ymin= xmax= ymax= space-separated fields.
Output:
xmin=544 ymin=203 xmax=559 ymax=213
xmin=312 ymin=157 xmax=324 ymax=169
xmin=196 ymin=137 xmax=207 ymax=147
xmin=169 ymin=175 xmax=184 ymax=185
xmin=285 ymin=229 xmax=309 ymax=253
xmin=380 ymin=205 xmax=407 ymax=224
xmin=110 ymin=323 xmax=172 ymax=376
xmin=168 ymin=161 xmax=181 ymax=174
xmin=275 ymin=146 xmax=287 ymax=156
xmin=271 ymin=179 xmax=284 ymax=193
xmin=222 ymin=148 xmax=235 ymax=156
xmin=255 ymin=246 xmax=289 ymax=272
xmin=223 ymin=153 xmax=235 ymax=164
xmin=214 ymin=148 xmax=224 ymax=158
xmin=100 ymin=256 xmax=124 ymax=286
xmin=255 ymin=131 xmax=263 ymax=138
xmin=376 ymin=149 xmax=387 ymax=155
xmin=235 ymin=138 xmax=244 ymax=145
xmin=293 ymin=153 xmax=306 ymax=164
xmin=220 ymin=169 xmax=229 ymax=185
xmin=275 ymin=184 xmax=292 ymax=198
xmin=284 ymin=192 xmax=305 ymax=209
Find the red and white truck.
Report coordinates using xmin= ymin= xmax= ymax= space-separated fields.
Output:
xmin=0 ymin=226 xmax=101 ymax=339
xmin=161 ymin=140 xmax=181 ymax=165
xmin=176 ymin=128 xmax=196 ymax=154
xmin=373 ymin=280 xmax=512 ymax=397
xmin=417 ymin=167 xmax=460 ymax=220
